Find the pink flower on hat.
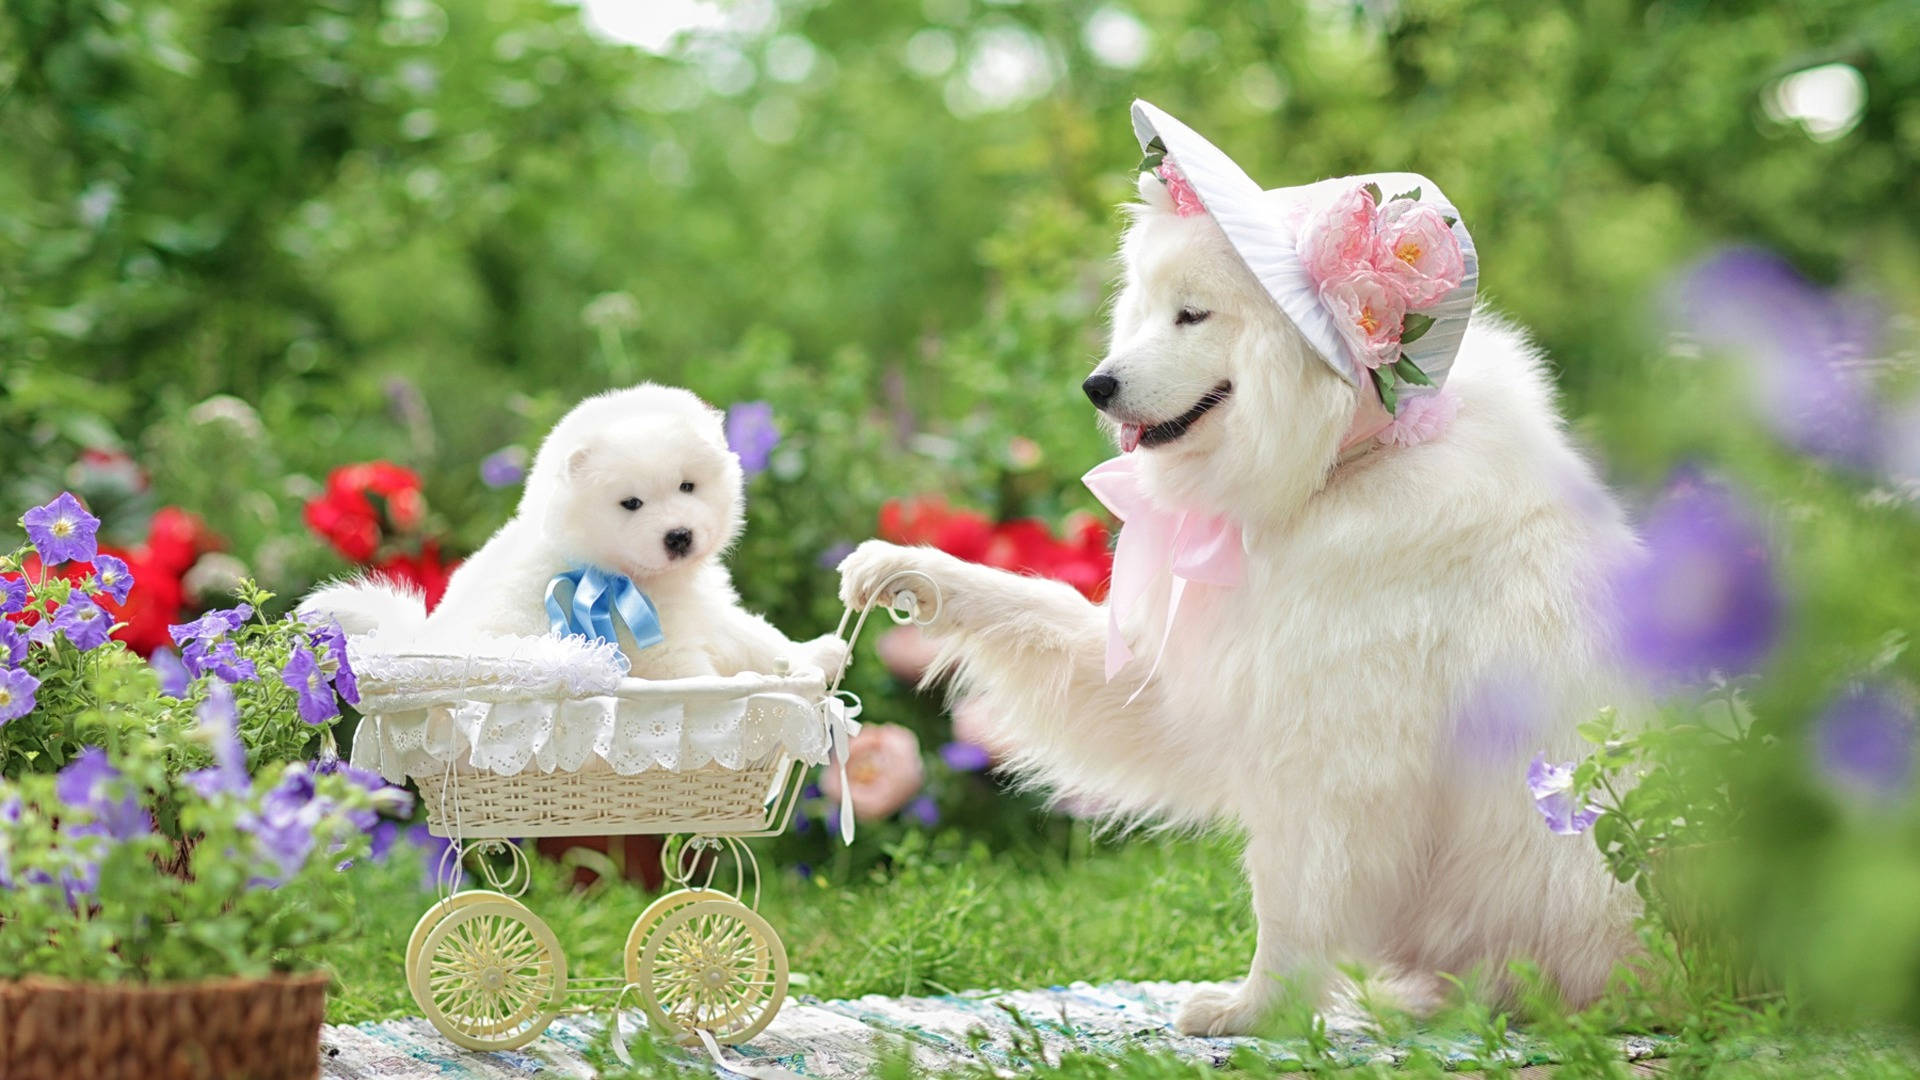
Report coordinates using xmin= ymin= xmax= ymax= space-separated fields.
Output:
xmin=1297 ymin=185 xmax=1381 ymax=287
xmin=1320 ymin=268 xmax=1408 ymax=371
xmin=1155 ymin=159 xmax=1207 ymax=218
xmin=1376 ymin=201 xmax=1465 ymax=308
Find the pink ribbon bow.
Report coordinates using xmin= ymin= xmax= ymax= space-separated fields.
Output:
xmin=1083 ymin=455 xmax=1245 ymax=694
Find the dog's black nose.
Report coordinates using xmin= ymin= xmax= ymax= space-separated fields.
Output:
xmin=663 ymin=527 xmax=693 ymax=557
xmin=1082 ymin=373 xmax=1119 ymax=409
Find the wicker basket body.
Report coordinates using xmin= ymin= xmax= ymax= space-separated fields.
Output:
xmin=0 ymin=971 xmax=328 ymax=1080
xmin=415 ymin=756 xmax=791 ymax=838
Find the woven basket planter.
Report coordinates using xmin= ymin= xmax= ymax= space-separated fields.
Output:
xmin=414 ymin=758 xmax=789 ymax=838
xmin=0 ymin=971 xmax=329 ymax=1080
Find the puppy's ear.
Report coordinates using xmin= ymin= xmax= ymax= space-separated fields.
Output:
xmin=1136 ymin=171 xmax=1175 ymax=216
xmin=566 ymin=445 xmax=595 ymax=481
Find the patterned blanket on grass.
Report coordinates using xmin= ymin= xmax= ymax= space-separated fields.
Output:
xmin=320 ymin=979 xmax=1671 ymax=1078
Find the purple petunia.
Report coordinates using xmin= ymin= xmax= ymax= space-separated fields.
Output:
xmin=725 ymin=401 xmax=781 ymax=477
xmin=89 ymin=553 xmax=134 ymax=605
xmin=183 ymin=637 xmax=257 ymax=684
xmin=1813 ymin=682 xmax=1916 ymax=804
xmin=0 ymin=621 xmax=28 ymax=668
xmin=905 ymin=795 xmax=941 ymax=827
xmin=817 ymin=541 xmax=856 ymax=571
xmin=280 ymin=644 xmax=339 ymax=725
xmin=244 ymin=765 xmax=324 ymax=886
xmin=0 ymin=667 xmax=40 ymax=725
xmin=185 ymin=685 xmax=249 ymax=799
xmin=150 ymin=647 xmax=192 ymax=696
xmin=52 ymin=594 xmax=113 ymax=651
xmin=1610 ymin=472 xmax=1780 ymax=687
xmin=479 ymin=446 xmax=528 ymax=489
xmin=169 ymin=604 xmax=254 ymax=647
xmin=22 ymin=493 xmax=100 ymax=566
xmin=939 ymin=741 xmax=992 ymax=773
xmin=56 ymin=747 xmax=150 ymax=841
xmin=1526 ymin=753 xmax=1600 ymax=836
xmin=310 ymin=621 xmax=359 ymax=705
xmin=1 ymin=577 xmax=26 ymax=615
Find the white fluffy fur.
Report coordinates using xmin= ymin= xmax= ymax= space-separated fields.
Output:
xmin=302 ymin=384 xmax=845 ymax=681
xmin=838 ymin=176 xmax=1641 ymax=1033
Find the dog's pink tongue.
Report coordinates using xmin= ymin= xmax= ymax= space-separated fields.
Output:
xmin=1120 ymin=423 xmax=1142 ymax=453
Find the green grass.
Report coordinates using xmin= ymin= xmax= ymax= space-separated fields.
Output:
xmin=325 ymin=827 xmax=1253 ymax=1026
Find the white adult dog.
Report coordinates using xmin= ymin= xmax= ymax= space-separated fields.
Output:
xmin=839 ymin=103 xmax=1639 ymax=1035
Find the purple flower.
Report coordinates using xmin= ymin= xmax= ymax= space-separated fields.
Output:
xmin=1814 ymin=682 xmax=1916 ymax=804
xmin=1 ymin=577 xmax=26 ymax=615
xmin=317 ymin=754 xmax=414 ymax=825
xmin=21 ymin=493 xmax=100 ymax=565
xmin=480 ymin=446 xmax=528 ymax=489
xmin=89 ymin=554 xmax=134 ymax=605
xmin=1449 ymin=668 xmax=1544 ymax=765
xmin=0 ymin=621 xmax=28 ymax=668
xmin=280 ymin=644 xmax=339 ymax=725
xmin=0 ymin=667 xmax=40 ymax=724
xmin=905 ymin=795 xmax=941 ymax=827
xmin=52 ymin=594 xmax=113 ymax=651
xmin=725 ymin=401 xmax=781 ymax=477
xmin=939 ymin=741 xmax=992 ymax=772
xmin=185 ymin=685 xmax=249 ymax=799
xmin=310 ymin=621 xmax=359 ymax=705
xmin=817 ymin=541 xmax=856 ymax=571
xmin=56 ymin=747 xmax=150 ymax=841
xmin=1676 ymin=249 xmax=1883 ymax=470
xmin=1527 ymin=753 xmax=1600 ymax=836
xmin=183 ymin=637 xmax=257 ymax=684
xmin=150 ymin=648 xmax=192 ymax=696
xmin=168 ymin=604 xmax=253 ymax=646
xmin=408 ymin=825 xmax=463 ymax=891
xmin=1611 ymin=473 xmax=1780 ymax=685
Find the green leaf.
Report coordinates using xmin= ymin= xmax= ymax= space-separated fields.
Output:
xmin=1137 ymin=137 xmax=1167 ymax=175
xmin=1390 ymin=186 xmax=1422 ymax=203
xmin=1399 ymin=312 xmax=1435 ymax=345
xmin=1393 ymin=357 xmax=1434 ymax=386
xmin=1371 ymin=367 xmax=1398 ymax=414
xmin=1442 ymin=215 xmax=1457 ymax=227
xmin=1362 ymin=182 xmax=1383 ymax=205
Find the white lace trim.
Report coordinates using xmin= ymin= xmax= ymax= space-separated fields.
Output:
xmin=349 ymin=630 xmax=628 ymax=710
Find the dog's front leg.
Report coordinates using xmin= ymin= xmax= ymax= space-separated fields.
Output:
xmin=837 ymin=540 xmax=1103 ymax=658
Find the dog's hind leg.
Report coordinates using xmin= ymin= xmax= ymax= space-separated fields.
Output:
xmin=837 ymin=540 xmax=1225 ymax=823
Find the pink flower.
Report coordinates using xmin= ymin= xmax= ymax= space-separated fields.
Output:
xmin=1298 ymin=185 xmax=1383 ymax=288
xmin=1156 ymin=159 xmax=1207 ymax=218
xmin=876 ymin=624 xmax=940 ymax=684
xmin=821 ymin=723 xmax=925 ymax=821
xmin=1376 ymin=201 xmax=1465 ymax=308
xmin=1378 ymin=389 xmax=1458 ymax=447
xmin=1319 ymin=268 xmax=1408 ymax=370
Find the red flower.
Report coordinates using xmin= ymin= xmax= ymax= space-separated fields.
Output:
xmin=305 ymin=461 xmax=425 ymax=563
xmin=877 ymin=496 xmax=1112 ymax=601
xmin=373 ymin=539 xmax=458 ymax=611
xmin=144 ymin=507 xmax=218 ymax=577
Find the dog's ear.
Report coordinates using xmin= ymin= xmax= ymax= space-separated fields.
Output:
xmin=1136 ymin=171 xmax=1175 ymax=216
xmin=565 ymin=444 xmax=595 ymax=481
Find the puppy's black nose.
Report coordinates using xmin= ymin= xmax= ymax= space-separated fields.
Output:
xmin=1082 ymin=373 xmax=1119 ymax=409
xmin=663 ymin=527 xmax=693 ymax=557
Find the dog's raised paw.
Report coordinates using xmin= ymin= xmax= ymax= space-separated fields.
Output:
xmin=835 ymin=540 xmax=946 ymax=617
xmin=1174 ymin=985 xmax=1266 ymax=1037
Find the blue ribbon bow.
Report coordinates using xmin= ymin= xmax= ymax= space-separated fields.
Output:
xmin=545 ymin=567 xmax=663 ymax=671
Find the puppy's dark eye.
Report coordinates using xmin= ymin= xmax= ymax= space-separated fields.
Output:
xmin=679 ymin=481 xmax=695 ymax=493
xmin=1175 ymin=307 xmax=1211 ymax=327
xmin=619 ymin=497 xmax=642 ymax=511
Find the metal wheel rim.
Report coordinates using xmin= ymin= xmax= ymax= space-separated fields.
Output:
xmin=636 ymin=899 xmax=787 ymax=1045
xmin=416 ymin=900 xmax=568 ymax=1051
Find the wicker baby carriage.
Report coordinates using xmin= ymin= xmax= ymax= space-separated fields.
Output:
xmin=346 ymin=572 xmax=932 ymax=1053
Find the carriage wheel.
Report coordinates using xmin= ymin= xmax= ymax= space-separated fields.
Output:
xmin=636 ymin=899 xmax=788 ymax=1045
xmin=623 ymin=888 xmax=734 ymax=985
xmin=404 ymin=891 xmax=529 ymax=1014
xmin=416 ymin=900 xmax=568 ymax=1051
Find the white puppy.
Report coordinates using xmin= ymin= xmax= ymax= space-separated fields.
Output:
xmin=306 ymin=384 xmax=845 ymax=680
xmin=839 ymin=174 xmax=1640 ymax=1032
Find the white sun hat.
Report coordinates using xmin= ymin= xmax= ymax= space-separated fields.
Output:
xmin=1129 ymin=100 xmax=1479 ymax=444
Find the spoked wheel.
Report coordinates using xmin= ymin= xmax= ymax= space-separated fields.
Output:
xmin=404 ymin=891 xmax=529 ymax=1013
xmin=623 ymin=887 xmax=733 ymax=984
xmin=635 ymin=898 xmax=788 ymax=1045
xmin=415 ymin=900 xmax=568 ymax=1051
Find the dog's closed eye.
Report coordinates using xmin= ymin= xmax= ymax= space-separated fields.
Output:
xmin=1175 ymin=307 xmax=1211 ymax=326
xmin=619 ymin=497 xmax=643 ymax=511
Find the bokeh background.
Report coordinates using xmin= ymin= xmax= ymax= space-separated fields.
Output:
xmin=4 ymin=0 xmax=1920 ymax=1032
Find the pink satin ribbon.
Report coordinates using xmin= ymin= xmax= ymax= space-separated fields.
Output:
xmin=1083 ymin=456 xmax=1244 ymax=694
